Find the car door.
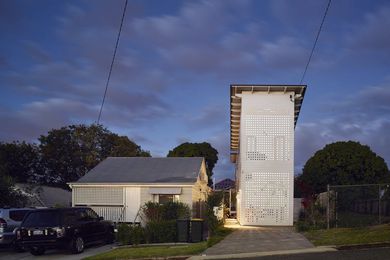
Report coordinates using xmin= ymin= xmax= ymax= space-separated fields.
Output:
xmin=85 ymin=208 xmax=106 ymax=241
xmin=8 ymin=209 xmax=30 ymax=232
xmin=75 ymin=208 xmax=96 ymax=243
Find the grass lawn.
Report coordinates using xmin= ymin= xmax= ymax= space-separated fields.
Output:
xmin=84 ymin=228 xmax=233 ymax=260
xmin=335 ymin=211 xmax=390 ymax=228
xmin=83 ymin=242 xmax=208 ymax=260
xmin=304 ymin=224 xmax=390 ymax=246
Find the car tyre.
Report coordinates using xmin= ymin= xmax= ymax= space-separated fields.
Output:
xmin=71 ymin=236 xmax=85 ymax=254
xmin=13 ymin=242 xmax=25 ymax=253
xmin=30 ymin=246 xmax=45 ymax=256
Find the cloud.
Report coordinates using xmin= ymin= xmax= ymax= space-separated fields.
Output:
xmin=295 ymin=82 xmax=390 ymax=173
xmin=185 ymin=105 xmax=228 ymax=130
xmin=0 ymin=89 xmax=170 ymax=142
xmin=23 ymin=41 xmax=52 ymax=63
xmin=0 ymin=98 xmax=95 ymax=142
xmin=346 ymin=6 xmax=390 ymax=52
xmin=259 ymin=37 xmax=307 ymax=69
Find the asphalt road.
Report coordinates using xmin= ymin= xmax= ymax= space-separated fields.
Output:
xmin=230 ymin=247 xmax=390 ymax=260
xmin=0 ymin=244 xmax=112 ymax=260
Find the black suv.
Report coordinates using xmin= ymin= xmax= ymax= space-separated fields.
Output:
xmin=16 ymin=207 xmax=114 ymax=255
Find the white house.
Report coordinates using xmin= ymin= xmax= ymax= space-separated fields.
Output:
xmin=68 ymin=157 xmax=209 ymax=223
xmin=230 ymin=85 xmax=306 ymax=226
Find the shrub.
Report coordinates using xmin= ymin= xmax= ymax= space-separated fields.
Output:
xmin=144 ymin=220 xmax=177 ymax=243
xmin=130 ymin=225 xmax=144 ymax=245
xmin=139 ymin=201 xmax=191 ymax=243
xmin=205 ymin=191 xmax=224 ymax=236
xmin=141 ymin=201 xmax=191 ymax=222
xmin=141 ymin=202 xmax=163 ymax=222
xmin=161 ymin=201 xmax=191 ymax=220
xmin=117 ymin=223 xmax=131 ymax=245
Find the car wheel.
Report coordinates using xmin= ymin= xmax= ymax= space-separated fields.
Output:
xmin=30 ymin=246 xmax=45 ymax=256
xmin=106 ymin=229 xmax=115 ymax=244
xmin=71 ymin=236 xmax=85 ymax=254
xmin=13 ymin=242 xmax=25 ymax=253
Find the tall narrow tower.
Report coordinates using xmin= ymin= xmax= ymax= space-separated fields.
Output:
xmin=230 ymin=85 xmax=306 ymax=226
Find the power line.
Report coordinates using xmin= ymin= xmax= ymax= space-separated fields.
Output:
xmin=97 ymin=0 xmax=128 ymax=125
xmin=299 ymin=0 xmax=332 ymax=85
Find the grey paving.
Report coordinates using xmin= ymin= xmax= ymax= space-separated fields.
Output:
xmin=229 ymin=247 xmax=390 ymax=260
xmin=204 ymin=226 xmax=314 ymax=255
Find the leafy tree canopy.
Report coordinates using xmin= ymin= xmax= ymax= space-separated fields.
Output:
xmin=299 ymin=141 xmax=389 ymax=194
xmin=0 ymin=141 xmax=41 ymax=183
xmin=0 ymin=168 xmax=27 ymax=207
xmin=167 ymin=142 xmax=218 ymax=186
xmin=38 ymin=124 xmax=151 ymax=187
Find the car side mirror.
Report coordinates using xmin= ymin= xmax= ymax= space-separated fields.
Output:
xmin=98 ymin=216 xmax=104 ymax=221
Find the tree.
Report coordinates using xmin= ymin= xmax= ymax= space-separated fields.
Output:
xmin=167 ymin=142 xmax=218 ymax=186
xmin=0 ymin=167 xmax=27 ymax=207
xmin=299 ymin=141 xmax=389 ymax=194
xmin=0 ymin=142 xmax=41 ymax=183
xmin=39 ymin=124 xmax=150 ymax=187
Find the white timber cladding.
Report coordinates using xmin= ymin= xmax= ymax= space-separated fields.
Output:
xmin=125 ymin=187 xmax=141 ymax=222
xmin=73 ymin=186 xmax=124 ymax=205
xmin=191 ymin=160 xmax=208 ymax=217
xmin=239 ymin=92 xmax=294 ymax=226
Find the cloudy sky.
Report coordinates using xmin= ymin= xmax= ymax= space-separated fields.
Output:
xmin=1 ymin=0 xmax=390 ymax=181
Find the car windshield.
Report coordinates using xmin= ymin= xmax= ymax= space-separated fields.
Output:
xmin=22 ymin=211 xmax=60 ymax=227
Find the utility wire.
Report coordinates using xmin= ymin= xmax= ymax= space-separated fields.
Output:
xmin=299 ymin=0 xmax=331 ymax=85
xmin=97 ymin=0 xmax=128 ymax=124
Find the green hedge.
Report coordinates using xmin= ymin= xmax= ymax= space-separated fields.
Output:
xmin=144 ymin=220 xmax=177 ymax=243
xmin=117 ymin=202 xmax=191 ymax=245
xmin=117 ymin=224 xmax=145 ymax=245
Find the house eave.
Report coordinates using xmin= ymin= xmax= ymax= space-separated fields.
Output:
xmin=229 ymin=84 xmax=307 ymax=163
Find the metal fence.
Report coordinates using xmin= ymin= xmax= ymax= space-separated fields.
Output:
xmin=325 ymin=184 xmax=390 ymax=229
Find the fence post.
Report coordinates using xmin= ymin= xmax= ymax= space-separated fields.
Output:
xmin=327 ymin=184 xmax=330 ymax=229
xmin=379 ymin=184 xmax=381 ymax=225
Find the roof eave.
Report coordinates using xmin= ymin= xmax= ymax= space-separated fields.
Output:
xmin=229 ymin=84 xmax=307 ymax=163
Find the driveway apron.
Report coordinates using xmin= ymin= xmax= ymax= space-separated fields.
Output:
xmin=204 ymin=226 xmax=314 ymax=255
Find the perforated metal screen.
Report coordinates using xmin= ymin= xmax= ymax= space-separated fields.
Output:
xmin=241 ymin=113 xmax=293 ymax=225
xmin=74 ymin=187 xmax=124 ymax=206
xmin=245 ymin=115 xmax=292 ymax=161
xmin=243 ymin=172 xmax=290 ymax=225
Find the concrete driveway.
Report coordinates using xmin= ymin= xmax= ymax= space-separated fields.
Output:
xmin=0 ymin=244 xmax=112 ymax=260
xmin=204 ymin=225 xmax=314 ymax=256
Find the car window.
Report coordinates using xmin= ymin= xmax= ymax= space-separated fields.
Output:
xmin=76 ymin=209 xmax=90 ymax=221
xmin=23 ymin=211 xmax=60 ymax=227
xmin=86 ymin=209 xmax=99 ymax=220
xmin=63 ymin=210 xmax=78 ymax=225
xmin=9 ymin=210 xmax=30 ymax=222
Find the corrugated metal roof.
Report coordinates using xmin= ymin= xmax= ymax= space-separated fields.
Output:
xmin=74 ymin=157 xmax=204 ymax=184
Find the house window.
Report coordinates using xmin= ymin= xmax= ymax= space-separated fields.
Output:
xmin=158 ymin=194 xmax=180 ymax=205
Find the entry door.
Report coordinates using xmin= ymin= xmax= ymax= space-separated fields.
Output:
xmin=125 ymin=187 xmax=141 ymax=223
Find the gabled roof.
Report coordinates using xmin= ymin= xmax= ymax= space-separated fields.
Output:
xmin=73 ymin=157 xmax=204 ymax=184
xmin=15 ymin=183 xmax=71 ymax=207
xmin=214 ymin=178 xmax=235 ymax=190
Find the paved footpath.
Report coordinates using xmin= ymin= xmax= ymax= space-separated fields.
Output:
xmin=203 ymin=226 xmax=314 ymax=256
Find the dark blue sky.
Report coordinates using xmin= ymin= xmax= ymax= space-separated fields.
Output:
xmin=1 ymin=0 xmax=390 ymax=181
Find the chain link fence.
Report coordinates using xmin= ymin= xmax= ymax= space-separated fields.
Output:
xmin=325 ymin=184 xmax=390 ymax=228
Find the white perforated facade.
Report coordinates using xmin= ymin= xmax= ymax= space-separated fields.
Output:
xmin=231 ymin=85 xmax=306 ymax=226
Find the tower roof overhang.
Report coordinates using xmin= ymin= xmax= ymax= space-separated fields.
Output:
xmin=230 ymin=84 xmax=307 ymax=163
